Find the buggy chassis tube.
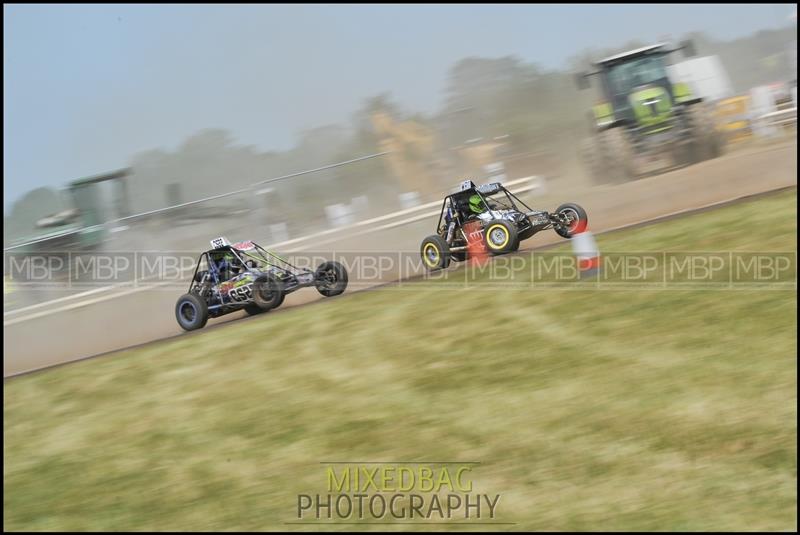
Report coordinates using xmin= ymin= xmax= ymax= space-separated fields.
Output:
xmin=525 ymin=209 xmax=574 ymax=229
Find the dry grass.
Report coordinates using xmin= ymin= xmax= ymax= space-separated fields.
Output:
xmin=4 ymin=190 xmax=796 ymax=531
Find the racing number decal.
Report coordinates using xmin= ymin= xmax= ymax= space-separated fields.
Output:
xmin=228 ymin=283 xmax=253 ymax=302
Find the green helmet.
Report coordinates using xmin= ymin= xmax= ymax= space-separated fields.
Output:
xmin=469 ymin=194 xmax=485 ymax=214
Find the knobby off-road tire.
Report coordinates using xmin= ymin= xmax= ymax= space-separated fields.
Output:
xmin=600 ymin=127 xmax=637 ymax=183
xmin=244 ymin=303 xmax=267 ymax=316
xmin=315 ymin=261 xmax=348 ymax=297
xmin=420 ymin=235 xmax=451 ymax=270
xmin=685 ymin=103 xmax=725 ymax=163
xmin=483 ymin=220 xmax=519 ymax=255
xmin=175 ymin=293 xmax=209 ymax=331
xmin=253 ymin=274 xmax=284 ymax=311
xmin=553 ymin=203 xmax=589 ymax=239
xmin=579 ymin=137 xmax=607 ymax=186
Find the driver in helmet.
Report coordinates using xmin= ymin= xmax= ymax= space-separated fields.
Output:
xmin=445 ymin=180 xmax=491 ymax=225
xmin=468 ymin=193 xmax=488 ymax=217
xmin=215 ymin=251 xmax=242 ymax=282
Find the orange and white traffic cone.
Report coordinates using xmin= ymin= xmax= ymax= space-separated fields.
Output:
xmin=571 ymin=227 xmax=601 ymax=278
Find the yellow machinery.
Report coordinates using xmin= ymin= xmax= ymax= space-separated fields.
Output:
xmin=714 ymin=95 xmax=752 ymax=143
xmin=370 ymin=111 xmax=441 ymax=198
xmin=370 ymin=111 xmax=504 ymax=200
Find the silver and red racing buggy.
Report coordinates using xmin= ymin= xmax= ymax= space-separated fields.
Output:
xmin=420 ymin=180 xmax=588 ymax=270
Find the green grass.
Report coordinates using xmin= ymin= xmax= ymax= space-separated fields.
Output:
xmin=4 ymin=189 xmax=797 ymax=531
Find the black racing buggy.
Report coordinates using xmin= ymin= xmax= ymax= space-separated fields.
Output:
xmin=175 ymin=237 xmax=348 ymax=331
xmin=420 ymin=180 xmax=588 ymax=270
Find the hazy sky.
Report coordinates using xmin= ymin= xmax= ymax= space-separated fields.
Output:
xmin=3 ymin=3 xmax=796 ymax=210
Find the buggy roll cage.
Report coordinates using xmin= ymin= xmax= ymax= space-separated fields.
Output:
xmin=187 ymin=241 xmax=312 ymax=292
xmin=435 ymin=185 xmax=540 ymax=234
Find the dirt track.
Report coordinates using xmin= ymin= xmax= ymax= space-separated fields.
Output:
xmin=3 ymin=139 xmax=796 ymax=377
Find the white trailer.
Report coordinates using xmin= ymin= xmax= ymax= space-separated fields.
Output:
xmin=667 ymin=55 xmax=734 ymax=103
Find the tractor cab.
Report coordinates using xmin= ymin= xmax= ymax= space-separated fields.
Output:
xmin=574 ymin=39 xmax=724 ymax=184
xmin=577 ymin=42 xmax=698 ymax=131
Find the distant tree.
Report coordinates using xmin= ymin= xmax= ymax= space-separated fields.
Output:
xmin=5 ymin=187 xmax=65 ymax=242
xmin=178 ymin=128 xmax=235 ymax=155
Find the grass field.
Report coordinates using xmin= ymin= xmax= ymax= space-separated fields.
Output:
xmin=4 ymin=189 xmax=797 ymax=531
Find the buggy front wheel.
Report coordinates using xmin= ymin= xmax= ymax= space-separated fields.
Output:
xmin=553 ymin=203 xmax=588 ymax=239
xmin=420 ymin=235 xmax=451 ymax=270
xmin=175 ymin=293 xmax=209 ymax=331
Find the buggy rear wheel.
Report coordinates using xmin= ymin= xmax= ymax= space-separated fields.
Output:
xmin=315 ymin=261 xmax=348 ymax=297
xmin=175 ymin=293 xmax=209 ymax=331
xmin=253 ymin=275 xmax=284 ymax=311
xmin=244 ymin=303 xmax=267 ymax=316
xmin=483 ymin=220 xmax=518 ymax=255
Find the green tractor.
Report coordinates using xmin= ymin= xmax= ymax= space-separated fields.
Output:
xmin=576 ymin=41 xmax=725 ymax=184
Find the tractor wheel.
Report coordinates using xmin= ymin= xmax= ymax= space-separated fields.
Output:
xmin=580 ymin=137 xmax=607 ymax=186
xmin=708 ymin=116 xmax=726 ymax=159
xmin=685 ymin=103 xmax=722 ymax=163
xmin=670 ymin=141 xmax=694 ymax=168
xmin=597 ymin=127 xmax=636 ymax=183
